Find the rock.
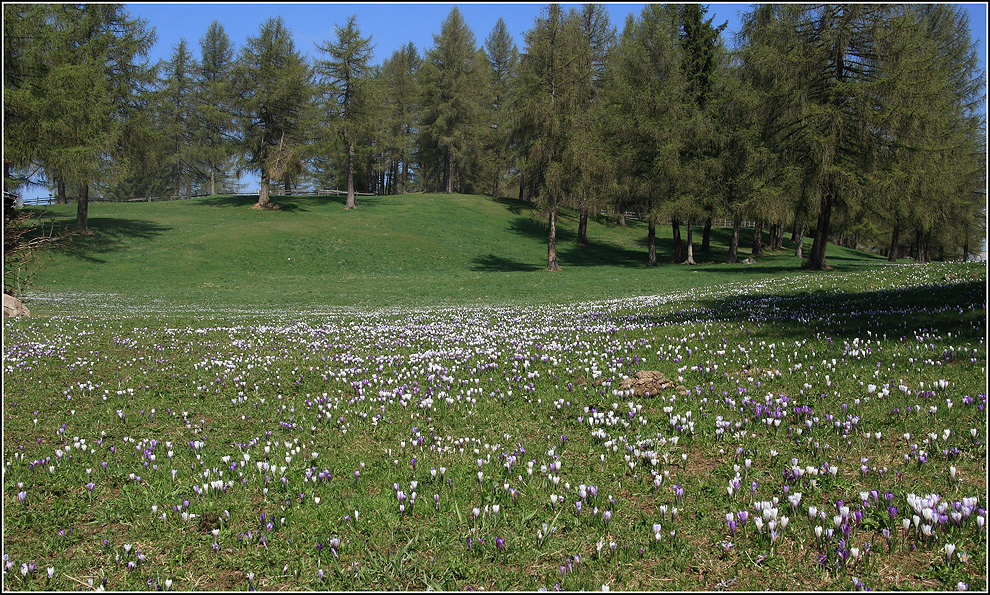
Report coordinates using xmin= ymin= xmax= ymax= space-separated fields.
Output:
xmin=742 ymin=257 xmax=756 ymax=264
xmin=3 ymin=294 xmax=30 ymax=318
xmin=617 ymin=370 xmax=675 ymax=397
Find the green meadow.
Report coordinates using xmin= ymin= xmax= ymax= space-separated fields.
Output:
xmin=3 ymin=194 xmax=985 ymax=591
xmin=25 ymin=193 xmax=894 ymax=311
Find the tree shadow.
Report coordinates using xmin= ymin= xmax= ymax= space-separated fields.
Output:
xmin=195 ymin=193 xmax=387 ymax=212
xmin=505 ymin=216 xmax=646 ymax=268
xmin=492 ymin=196 xmax=534 ymax=216
xmin=624 ymin=278 xmax=986 ymax=341
xmin=47 ymin=217 xmax=172 ymax=263
xmin=470 ymin=254 xmax=543 ymax=272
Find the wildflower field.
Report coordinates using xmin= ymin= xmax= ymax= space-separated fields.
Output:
xmin=2 ymin=262 xmax=986 ymax=591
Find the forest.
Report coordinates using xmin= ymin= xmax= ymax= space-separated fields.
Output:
xmin=3 ymin=3 xmax=987 ymax=271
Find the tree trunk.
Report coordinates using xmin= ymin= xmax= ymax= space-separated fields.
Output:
xmin=768 ymin=220 xmax=778 ymax=252
xmin=74 ymin=184 xmax=90 ymax=233
xmin=808 ymin=193 xmax=833 ymax=270
xmin=443 ymin=149 xmax=453 ymax=194
xmin=962 ymin=240 xmax=969 ymax=262
xmin=518 ymin=172 xmax=525 ymax=202
xmin=774 ymin=221 xmax=784 ymax=250
xmin=401 ymin=150 xmax=408 ymax=195
xmin=57 ymin=179 xmax=67 ymax=205
xmin=647 ymin=221 xmax=657 ymax=267
xmin=701 ymin=217 xmax=712 ymax=253
xmin=346 ymin=139 xmax=357 ymax=209
xmin=547 ymin=208 xmax=561 ymax=271
xmin=672 ymin=219 xmax=682 ymax=263
xmin=794 ymin=219 xmax=806 ymax=258
xmin=3 ymin=161 xmax=14 ymax=211
xmin=683 ymin=218 xmax=696 ymax=264
xmin=752 ymin=218 xmax=763 ymax=257
xmin=210 ymin=169 xmax=217 ymax=196
xmin=727 ymin=217 xmax=741 ymax=263
xmin=888 ymin=224 xmax=899 ymax=262
xmin=618 ymin=212 xmax=626 ymax=226
xmin=577 ymin=207 xmax=589 ymax=245
xmin=257 ymin=173 xmax=271 ymax=209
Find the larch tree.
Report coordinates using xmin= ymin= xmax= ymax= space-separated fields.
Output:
xmin=483 ymin=18 xmax=519 ymax=198
xmin=157 ymin=38 xmax=201 ymax=198
xmin=235 ymin=16 xmax=313 ymax=210
xmin=419 ymin=6 xmax=487 ymax=194
xmin=571 ymin=3 xmax=616 ymax=247
xmin=34 ymin=4 xmax=155 ymax=233
xmin=609 ymin=5 xmax=688 ymax=267
xmin=518 ymin=4 xmax=586 ymax=271
xmin=677 ymin=3 xmax=725 ymax=263
xmin=741 ymin=4 xmax=883 ymax=270
xmin=870 ymin=4 xmax=985 ymax=262
xmin=3 ymin=3 xmax=51 ymax=205
xmin=379 ymin=43 xmax=421 ymax=194
xmin=198 ymin=20 xmax=237 ymax=196
xmin=316 ymin=15 xmax=375 ymax=209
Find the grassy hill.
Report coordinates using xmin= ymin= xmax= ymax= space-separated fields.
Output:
xmin=24 ymin=192 xmax=896 ymax=311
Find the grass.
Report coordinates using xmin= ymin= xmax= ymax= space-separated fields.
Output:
xmin=3 ymin=193 xmax=986 ymax=591
xmin=23 ymin=192 xmax=897 ymax=312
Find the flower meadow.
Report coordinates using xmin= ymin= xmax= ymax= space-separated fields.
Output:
xmin=3 ymin=262 xmax=986 ymax=591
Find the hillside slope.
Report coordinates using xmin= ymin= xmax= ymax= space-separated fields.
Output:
xmin=25 ymin=193 xmax=893 ymax=310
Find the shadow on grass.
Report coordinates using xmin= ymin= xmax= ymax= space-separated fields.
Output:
xmin=471 ymin=254 xmax=542 ymax=272
xmin=196 ymin=194 xmax=387 ymax=212
xmin=492 ymin=196 xmax=535 ymax=216
xmin=54 ymin=217 xmax=172 ymax=263
xmin=626 ymin=278 xmax=986 ymax=340
xmin=504 ymin=216 xmax=646 ymax=269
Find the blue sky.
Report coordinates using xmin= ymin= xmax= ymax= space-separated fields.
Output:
xmin=125 ymin=2 xmax=986 ymax=70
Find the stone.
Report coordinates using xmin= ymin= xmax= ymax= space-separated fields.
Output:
xmin=617 ymin=370 xmax=675 ymax=397
xmin=742 ymin=257 xmax=756 ymax=264
xmin=3 ymin=294 xmax=30 ymax=318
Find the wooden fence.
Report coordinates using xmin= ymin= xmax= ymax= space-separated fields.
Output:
xmin=599 ymin=211 xmax=756 ymax=228
xmin=316 ymin=188 xmax=375 ymax=197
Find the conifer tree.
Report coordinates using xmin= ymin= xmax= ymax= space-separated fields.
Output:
xmin=419 ymin=7 xmax=487 ymax=194
xmin=518 ymin=4 xmax=586 ymax=271
xmin=235 ymin=17 xmax=313 ymax=210
xmin=483 ymin=18 xmax=519 ymax=198
xmin=198 ymin=20 xmax=237 ymax=196
xmin=676 ymin=4 xmax=724 ymax=263
xmin=572 ymin=3 xmax=615 ymax=247
xmin=608 ymin=5 xmax=688 ymax=266
xmin=316 ymin=15 xmax=375 ymax=209
xmin=34 ymin=4 xmax=155 ymax=232
xmin=158 ymin=39 xmax=201 ymax=198
xmin=379 ymin=43 xmax=421 ymax=194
